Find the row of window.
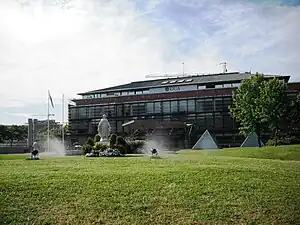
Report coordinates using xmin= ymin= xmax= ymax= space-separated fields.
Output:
xmin=81 ymin=83 xmax=241 ymax=99
xmin=70 ymin=113 xmax=235 ymax=134
xmin=69 ymin=97 xmax=233 ymax=120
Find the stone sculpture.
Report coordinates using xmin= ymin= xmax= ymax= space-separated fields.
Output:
xmin=97 ymin=114 xmax=111 ymax=142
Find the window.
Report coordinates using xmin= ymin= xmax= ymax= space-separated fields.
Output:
xmin=154 ymin=102 xmax=162 ymax=114
xmin=203 ymin=99 xmax=214 ymax=112
xmin=187 ymin=99 xmax=195 ymax=113
xmin=116 ymin=105 xmax=123 ymax=117
xmin=215 ymin=98 xmax=223 ymax=111
xmin=70 ymin=108 xmax=78 ymax=119
xmin=89 ymin=107 xmax=95 ymax=118
xmin=198 ymin=85 xmax=205 ymax=90
xmin=117 ymin=121 xmax=123 ymax=133
xmin=169 ymin=80 xmax=176 ymax=84
xmin=206 ymin=84 xmax=215 ymax=89
xmin=197 ymin=115 xmax=205 ymax=127
xmin=177 ymin=79 xmax=185 ymax=83
xmin=136 ymin=90 xmax=143 ymax=95
xmin=223 ymin=115 xmax=233 ymax=128
xmin=122 ymin=91 xmax=128 ymax=96
xmin=232 ymin=83 xmax=240 ymax=87
xmin=186 ymin=79 xmax=193 ymax=82
xmin=147 ymin=102 xmax=154 ymax=114
xmin=94 ymin=106 xmax=104 ymax=117
xmin=104 ymin=105 xmax=116 ymax=117
xmin=205 ymin=114 xmax=214 ymax=129
xmin=196 ymin=99 xmax=205 ymax=113
xmin=78 ymin=107 xmax=88 ymax=118
xmin=124 ymin=104 xmax=131 ymax=116
xmin=170 ymin=101 xmax=178 ymax=113
xmin=222 ymin=97 xmax=232 ymax=112
xmin=132 ymin=103 xmax=146 ymax=116
xmin=162 ymin=101 xmax=170 ymax=114
xmin=223 ymin=83 xmax=232 ymax=88
xmin=215 ymin=115 xmax=223 ymax=128
xmin=179 ymin=100 xmax=187 ymax=113
xmin=215 ymin=84 xmax=223 ymax=88
xmin=161 ymin=81 xmax=169 ymax=84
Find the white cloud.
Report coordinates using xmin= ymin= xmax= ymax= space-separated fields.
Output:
xmin=0 ymin=0 xmax=299 ymax=124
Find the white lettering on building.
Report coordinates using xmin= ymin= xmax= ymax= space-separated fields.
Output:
xmin=150 ymin=85 xmax=197 ymax=94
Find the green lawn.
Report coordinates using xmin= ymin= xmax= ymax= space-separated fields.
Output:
xmin=1 ymin=145 xmax=300 ymax=225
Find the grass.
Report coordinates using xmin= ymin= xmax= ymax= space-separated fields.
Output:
xmin=1 ymin=145 xmax=300 ymax=225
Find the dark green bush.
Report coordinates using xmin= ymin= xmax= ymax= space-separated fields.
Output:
xmin=81 ymin=144 xmax=93 ymax=155
xmin=94 ymin=142 xmax=108 ymax=151
xmin=266 ymin=136 xmax=300 ymax=146
xmin=109 ymin=134 xmax=117 ymax=148
xmin=116 ymin=136 xmax=130 ymax=154
xmin=94 ymin=134 xmax=101 ymax=143
xmin=85 ymin=137 xmax=94 ymax=147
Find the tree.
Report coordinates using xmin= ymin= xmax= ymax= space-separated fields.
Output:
xmin=3 ymin=125 xmax=27 ymax=146
xmin=261 ymin=78 xmax=288 ymax=146
xmin=0 ymin=125 xmax=8 ymax=143
xmin=230 ymin=73 xmax=268 ymax=147
xmin=286 ymin=91 xmax=300 ymax=131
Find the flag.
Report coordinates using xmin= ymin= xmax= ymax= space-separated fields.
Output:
xmin=48 ymin=90 xmax=54 ymax=108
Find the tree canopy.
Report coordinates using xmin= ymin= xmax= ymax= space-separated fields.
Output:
xmin=0 ymin=125 xmax=27 ymax=146
xmin=230 ymin=73 xmax=288 ymax=146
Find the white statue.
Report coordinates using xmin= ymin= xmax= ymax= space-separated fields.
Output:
xmin=97 ymin=114 xmax=111 ymax=142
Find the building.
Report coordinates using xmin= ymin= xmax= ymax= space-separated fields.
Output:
xmin=68 ymin=72 xmax=300 ymax=148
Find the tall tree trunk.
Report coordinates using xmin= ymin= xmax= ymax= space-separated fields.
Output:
xmin=257 ymin=128 xmax=262 ymax=147
xmin=274 ymin=127 xmax=278 ymax=147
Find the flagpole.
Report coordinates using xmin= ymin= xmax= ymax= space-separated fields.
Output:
xmin=62 ymin=94 xmax=65 ymax=147
xmin=47 ymin=90 xmax=50 ymax=153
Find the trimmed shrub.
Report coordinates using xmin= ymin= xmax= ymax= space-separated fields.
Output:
xmin=85 ymin=137 xmax=94 ymax=147
xmin=109 ymin=134 xmax=117 ymax=148
xmin=94 ymin=134 xmax=101 ymax=143
xmin=81 ymin=144 xmax=93 ymax=155
xmin=94 ymin=142 xmax=108 ymax=152
xmin=116 ymin=136 xmax=130 ymax=154
xmin=266 ymin=136 xmax=300 ymax=146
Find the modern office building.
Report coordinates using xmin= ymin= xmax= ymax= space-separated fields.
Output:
xmin=68 ymin=72 xmax=300 ymax=148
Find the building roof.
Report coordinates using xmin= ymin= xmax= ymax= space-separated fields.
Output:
xmin=78 ymin=72 xmax=290 ymax=95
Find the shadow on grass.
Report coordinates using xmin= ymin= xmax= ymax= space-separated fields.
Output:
xmin=124 ymin=154 xmax=145 ymax=158
xmin=149 ymin=156 xmax=164 ymax=159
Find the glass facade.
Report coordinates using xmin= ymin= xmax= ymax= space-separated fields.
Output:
xmin=69 ymin=74 xmax=299 ymax=148
xmin=69 ymin=95 xmax=239 ymax=147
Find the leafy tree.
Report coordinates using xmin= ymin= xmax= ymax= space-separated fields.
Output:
xmin=0 ymin=125 xmax=8 ymax=143
xmin=286 ymin=91 xmax=300 ymax=131
xmin=3 ymin=125 xmax=27 ymax=146
xmin=230 ymin=73 xmax=268 ymax=147
xmin=261 ymin=78 xmax=288 ymax=146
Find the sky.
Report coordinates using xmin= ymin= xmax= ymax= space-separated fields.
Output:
xmin=0 ymin=0 xmax=299 ymax=125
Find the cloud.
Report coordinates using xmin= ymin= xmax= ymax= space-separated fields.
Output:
xmin=0 ymin=0 xmax=299 ymax=124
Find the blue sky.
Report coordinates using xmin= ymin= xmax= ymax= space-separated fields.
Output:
xmin=0 ymin=0 xmax=299 ymax=124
